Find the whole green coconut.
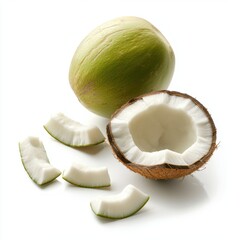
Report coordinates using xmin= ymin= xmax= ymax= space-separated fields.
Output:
xmin=69 ymin=16 xmax=175 ymax=118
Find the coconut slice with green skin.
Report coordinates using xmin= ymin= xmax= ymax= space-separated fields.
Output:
xmin=107 ymin=90 xmax=217 ymax=179
xmin=62 ymin=162 xmax=111 ymax=188
xmin=90 ymin=184 xmax=149 ymax=219
xmin=44 ymin=113 xmax=105 ymax=147
xmin=19 ymin=136 xmax=61 ymax=185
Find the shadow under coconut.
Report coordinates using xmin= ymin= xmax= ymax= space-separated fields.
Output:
xmin=63 ymin=181 xmax=112 ymax=192
xmin=72 ymin=141 xmax=107 ymax=155
xmin=47 ymin=137 xmax=108 ymax=156
xmin=93 ymin=205 xmax=151 ymax=224
xmin=37 ymin=179 xmax=62 ymax=190
xmin=144 ymin=175 xmax=209 ymax=212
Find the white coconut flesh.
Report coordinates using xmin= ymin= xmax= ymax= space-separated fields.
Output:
xmin=90 ymin=184 xmax=149 ymax=219
xmin=108 ymin=91 xmax=215 ymax=167
xmin=19 ymin=137 xmax=61 ymax=185
xmin=44 ymin=113 xmax=105 ymax=147
xmin=62 ymin=162 xmax=111 ymax=188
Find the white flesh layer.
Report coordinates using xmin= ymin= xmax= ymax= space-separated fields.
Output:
xmin=19 ymin=137 xmax=61 ymax=185
xmin=62 ymin=162 xmax=110 ymax=188
xmin=90 ymin=184 xmax=149 ymax=219
xmin=44 ymin=113 xmax=105 ymax=147
xmin=110 ymin=93 xmax=213 ymax=166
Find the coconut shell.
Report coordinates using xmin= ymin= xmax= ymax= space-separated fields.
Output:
xmin=106 ymin=90 xmax=217 ymax=179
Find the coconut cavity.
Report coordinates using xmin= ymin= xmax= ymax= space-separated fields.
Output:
xmin=129 ymin=105 xmax=197 ymax=153
xmin=107 ymin=90 xmax=217 ymax=179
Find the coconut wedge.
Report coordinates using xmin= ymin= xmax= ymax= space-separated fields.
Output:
xmin=90 ymin=184 xmax=149 ymax=219
xmin=62 ymin=162 xmax=111 ymax=188
xmin=19 ymin=136 xmax=61 ymax=185
xmin=107 ymin=90 xmax=217 ymax=179
xmin=44 ymin=113 xmax=105 ymax=147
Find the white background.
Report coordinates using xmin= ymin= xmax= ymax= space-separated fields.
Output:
xmin=0 ymin=0 xmax=239 ymax=239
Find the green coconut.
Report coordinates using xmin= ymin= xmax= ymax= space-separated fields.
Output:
xmin=69 ymin=16 xmax=175 ymax=118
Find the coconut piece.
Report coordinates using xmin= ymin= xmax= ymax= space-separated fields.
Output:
xmin=44 ymin=113 xmax=105 ymax=147
xmin=62 ymin=162 xmax=111 ymax=188
xmin=19 ymin=136 xmax=61 ymax=185
xmin=107 ymin=90 xmax=217 ymax=179
xmin=90 ymin=184 xmax=149 ymax=219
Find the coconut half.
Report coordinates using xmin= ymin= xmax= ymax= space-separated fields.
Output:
xmin=107 ymin=90 xmax=217 ymax=179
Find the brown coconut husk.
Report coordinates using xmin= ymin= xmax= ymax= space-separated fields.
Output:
xmin=106 ymin=90 xmax=217 ymax=179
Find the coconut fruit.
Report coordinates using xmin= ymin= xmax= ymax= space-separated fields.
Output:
xmin=69 ymin=16 xmax=175 ymax=118
xmin=19 ymin=137 xmax=61 ymax=185
xmin=90 ymin=184 xmax=149 ymax=219
xmin=44 ymin=113 xmax=105 ymax=147
xmin=62 ymin=162 xmax=111 ymax=188
xmin=107 ymin=90 xmax=217 ymax=179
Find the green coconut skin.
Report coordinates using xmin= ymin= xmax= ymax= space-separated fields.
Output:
xmin=69 ymin=16 xmax=175 ymax=118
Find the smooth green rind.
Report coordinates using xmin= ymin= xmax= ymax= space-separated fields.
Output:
xmin=90 ymin=196 xmax=150 ymax=219
xmin=18 ymin=142 xmax=61 ymax=186
xmin=43 ymin=125 xmax=105 ymax=147
xmin=69 ymin=16 xmax=175 ymax=118
xmin=62 ymin=175 xmax=111 ymax=188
